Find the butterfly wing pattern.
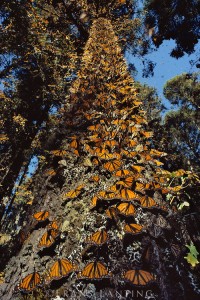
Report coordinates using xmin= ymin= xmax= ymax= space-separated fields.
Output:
xmin=18 ymin=272 xmax=41 ymax=293
xmin=78 ymin=262 xmax=111 ymax=280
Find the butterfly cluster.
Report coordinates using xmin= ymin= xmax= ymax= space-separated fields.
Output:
xmin=15 ymin=16 xmax=187 ymax=297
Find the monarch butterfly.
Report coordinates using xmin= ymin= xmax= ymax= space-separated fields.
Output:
xmin=135 ymin=182 xmax=147 ymax=193
xmin=131 ymin=165 xmax=145 ymax=173
xmin=152 ymin=159 xmax=164 ymax=166
xmin=131 ymin=115 xmax=147 ymax=124
xmin=47 ymin=220 xmax=59 ymax=230
xmin=114 ymin=169 xmax=132 ymax=177
xmin=88 ymin=134 xmax=100 ymax=141
xmin=89 ymin=175 xmax=100 ymax=183
xmin=103 ymin=140 xmax=117 ymax=147
xmin=123 ymin=269 xmax=155 ymax=286
xmin=128 ymin=126 xmax=139 ymax=134
xmin=112 ymin=152 xmax=121 ymax=160
xmin=70 ymin=139 xmax=78 ymax=149
xmin=118 ymin=188 xmax=139 ymax=201
xmin=78 ymin=261 xmax=111 ymax=279
xmin=45 ymin=259 xmax=76 ymax=283
xmin=73 ymin=149 xmax=80 ymax=156
xmin=33 ymin=211 xmax=49 ymax=222
xmin=87 ymin=124 xmax=101 ymax=131
xmin=38 ymin=229 xmax=59 ymax=248
xmin=91 ymin=157 xmax=100 ymax=165
xmin=138 ymin=196 xmax=157 ymax=208
xmin=51 ymin=150 xmax=67 ymax=156
xmin=127 ymin=139 xmax=137 ymax=147
xmin=86 ymin=230 xmax=108 ymax=246
xmin=117 ymin=202 xmax=136 ymax=216
xmin=116 ymin=176 xmax=135 ymax=188
xmin=150 ymin=149 xmax=167 ymax=157
xmin=141 ymin=131 xmax=153 ymax=138
xmin=45 ymin=169 xmax=56 ymax=176
xmin=124 ymin=223 xmax=143 ymax=235
xmin=18 ymin=271 xmax=41 ymax=293
xmin=103 ymin=159 xmax=121 ymax=172
xmin=105 ymin=206 xmax=118 ymax=221
xmin=111 ymin=119 xmax=124 ymax=125
xmin=64 ymin=184 xmax=84 ymax=199
xmin=96 ymin=150 xmax=114 ymax=160
xmin=98 ymin=190 xmax=116 ymax=200
xmin=90 ymin=196 xmax=98 ymax=209
xmin=121 ymin=149 xmax=137 ymax=158
xmin=84 ymin=144 xmax=94 ymax=155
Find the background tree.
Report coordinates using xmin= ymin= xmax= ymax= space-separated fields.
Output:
xmin=144 ymin=0 xmax=200 ymax=58
xmin=162 ymin=73 xmax=200 ymax=171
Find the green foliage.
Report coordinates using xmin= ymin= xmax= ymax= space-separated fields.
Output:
xmin=162 ymin=73 xmax=200 ymax=171
xmin=163 ymin=73 xmax=200 ymax=109
xmin=184 ymin=243 xmax=199 ymax=267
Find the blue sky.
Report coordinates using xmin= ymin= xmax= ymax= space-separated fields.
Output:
xmin=126 ymin=39 xmax=200 ymax=110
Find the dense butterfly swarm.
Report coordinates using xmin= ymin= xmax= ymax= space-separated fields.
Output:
xmin=1 ymin=17 xmax=199 ymax=300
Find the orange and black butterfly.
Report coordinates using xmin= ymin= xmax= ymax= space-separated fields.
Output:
xmin=64 ymin=184 xmax=84 ymax=199
xmin=45 ymin=258 xmax=76 ymax=283
xmin=131 ymin=165 xmax=145 ymax=173
xmin=98 ymin=190 xmax=116 ymax=200
xmin=86 ymin=229 xmax=108 ymax=246
xmin=90 ymin=195 xmax=99 ymax=209
xmin=114 ymin=169 xmax=132 ymax=177
xmin=122 ymin=269 xmax=155 ymax=286
xmin=89 ymin=175 xmax=100 ymax=183
xmin=18 ymin=271 xmax=41 ymax=293
xmin=47 ymin=220 xmax=59 ymax=231
xmin=105 ymin=206 xmax=118 ymax=222
xmin=78 ymin=261 xmax=111 ymax=279
xmin=103 ymin=159 xmax=121 ymax=172
xmin=138 ymin=196 xmax=157 ymax=208
xmin=96 ymin=149 xmax=114 ymax=160
xmin=38 ymin=228 xmax=59 ymax=249
xmin=124 ymin=223 xmax=143 ymax=235
xmin=118 ymin=188 xmax=139 ymax=201
xmin=33 ymin=211 xmax=49 ymax=222
xmin=116 ymin=176 xmax=135 ymax=188
xmin=117 ymin=202 xmax=136 ymax=217
xmin=51 ymin=150 xmax=67 ymax=156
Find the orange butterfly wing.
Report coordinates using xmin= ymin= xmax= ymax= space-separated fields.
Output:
xmin=123 ymin=269 xmax=155 ymax=285
xmin=87 ymin=230 xmax=108 ymax=246
xmin=79 ymin=261 xmax=111 ymax=279
xmin=46 ymin=259 xmax=75 ymax=283
xmin=38 ymin=229 xmax=59 ymax=248
xmin=33 ymin=211 xmax=49 ymax=222
xmin=124 ymin=223 xmax=143 ymax=234
xmin=18 ymin=272 xmax=41 ymax=293
xmin=103 ymin=160 xmax=121 ymax=172
xmin=117 ymin=202 xmax=136 ymax=216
